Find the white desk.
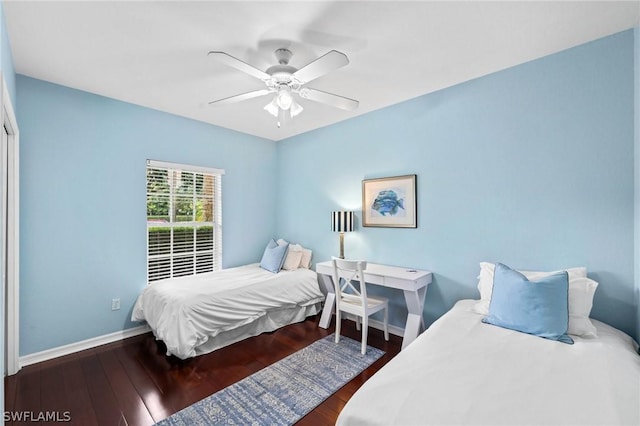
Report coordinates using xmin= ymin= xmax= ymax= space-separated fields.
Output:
xmin=315 ymin=261 xmax=433 ymax=350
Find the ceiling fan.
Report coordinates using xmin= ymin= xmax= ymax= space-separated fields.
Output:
xmin=208 ymin=48 xmax=359 ymax=128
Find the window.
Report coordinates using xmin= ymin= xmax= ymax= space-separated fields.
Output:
xmin=146 ymin=160 xmax=224 ymax=283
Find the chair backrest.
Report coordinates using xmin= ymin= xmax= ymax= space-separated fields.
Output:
xmin=331 ymin=257 xmax=368 ymax=308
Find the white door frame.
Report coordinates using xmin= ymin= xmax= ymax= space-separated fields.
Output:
xmin=1 ymin=73 xmax=20 ymax=375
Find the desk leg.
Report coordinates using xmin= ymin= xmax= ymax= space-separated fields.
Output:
xmin=402 ymin=285 xmax=428 ymax=350
xmin=318 ymin=274 xmax=336 ymax=329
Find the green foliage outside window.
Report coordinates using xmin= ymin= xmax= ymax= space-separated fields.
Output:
xmin=147 ymin=168 xmax=214 ymax=222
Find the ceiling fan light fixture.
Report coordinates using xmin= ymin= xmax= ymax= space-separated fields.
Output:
xmin=276 ymin=85 xmax=293 ymax=110
xmin=290 ymin=100 xmax=304 ymax=118
xmin=265 ymin=91 xmax=302 ymax=126
xmin=264 ymin=97 xmax=279 ymax=117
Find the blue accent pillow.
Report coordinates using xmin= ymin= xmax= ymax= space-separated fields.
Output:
xmin=482 ymin=263 xmax=574 ymax=344
xmin=259 ymin=239 xmax=289 ymax=273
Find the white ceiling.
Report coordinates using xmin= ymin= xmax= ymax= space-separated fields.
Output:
xmin=4 ymin=1 xmax=639 ymax=141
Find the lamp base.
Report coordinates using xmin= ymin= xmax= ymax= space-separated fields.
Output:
xmin=339 ymin=232 xmax=345 ymax=259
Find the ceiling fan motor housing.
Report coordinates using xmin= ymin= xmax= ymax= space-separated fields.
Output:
xmin=265 ymin=49 xmax=300 ymax=88
xmin=275 ymin=48 xmax=293 ymax=65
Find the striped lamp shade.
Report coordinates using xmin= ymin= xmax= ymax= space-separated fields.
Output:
xmin=331 ymin=211 xmax=354 ymax=233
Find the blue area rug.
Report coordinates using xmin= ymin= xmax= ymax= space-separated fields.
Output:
xmin=156 ymin=334 xmax=385 ymax=425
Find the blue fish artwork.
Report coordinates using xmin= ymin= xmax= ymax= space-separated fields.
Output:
xmin=371 ymin=190 xmax=404 ymax=216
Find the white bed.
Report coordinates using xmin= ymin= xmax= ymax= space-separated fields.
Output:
xmin=132 ymin=263 xmax=324 ymax=359
xmin=337 ymin=299 xmax=640 ymax=426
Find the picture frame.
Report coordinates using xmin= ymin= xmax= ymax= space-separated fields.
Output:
xmin=362 ymin=174 xmax=417 ymax=228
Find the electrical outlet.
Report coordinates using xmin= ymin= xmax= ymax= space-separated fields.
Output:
xmin=111 ymin=298 xmax=120 ymax=311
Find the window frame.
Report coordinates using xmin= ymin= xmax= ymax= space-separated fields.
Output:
xmin=146 ymin=159 xmax=224 ymax=283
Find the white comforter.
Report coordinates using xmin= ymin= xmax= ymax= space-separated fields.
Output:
xmin=132 ymin=264 xmax=324 ymax=359
xmin=338 ymin=299 xmax=640 ymax=426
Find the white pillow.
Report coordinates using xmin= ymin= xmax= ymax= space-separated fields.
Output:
xmin=567 ymin=277 xmax=599 ymax=337
xmin=278 ymin=240 xmax=313 ymax=269
xmin=474 ymin=262 xmax=597 ymax=337
xmin=282 ymin=244 xmax=303 ymax=271
xmin=299 ymin=247 xmax=313 ymax=269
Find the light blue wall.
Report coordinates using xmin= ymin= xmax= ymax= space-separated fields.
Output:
xmin=17 ymin=76 xmax=277 ymax=355
xmin=277 ymin=30 xmax=637 ymax=340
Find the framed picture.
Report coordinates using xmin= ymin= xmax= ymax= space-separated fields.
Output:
xmin=362 ymin=174 xmax=417 ymax=228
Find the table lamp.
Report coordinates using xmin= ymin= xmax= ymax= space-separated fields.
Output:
xmin=331 ymin=211 xmax=354 ymax=259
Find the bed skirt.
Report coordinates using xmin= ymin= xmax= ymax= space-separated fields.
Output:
xmin=151 ymin=302 xmax=323 ymax=357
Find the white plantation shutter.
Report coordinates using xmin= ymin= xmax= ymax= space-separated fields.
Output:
xmin=146 ymin=160 xmax=224 ymax=283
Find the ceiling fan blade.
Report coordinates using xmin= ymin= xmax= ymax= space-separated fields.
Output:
xmin=208 ymin=51 xmax=271 ymax=81
xmin=209 ymin=89 xmax=273 ymax=106
xmin=299 ymin=88 xmax=359 ymax=111
xmin=292 ymin=50 xmax=349 ymax=84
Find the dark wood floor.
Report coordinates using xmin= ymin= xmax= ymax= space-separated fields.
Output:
xmin=5 ymin=315 xmax=402 ymax=425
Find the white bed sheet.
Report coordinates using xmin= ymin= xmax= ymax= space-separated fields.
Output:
xmin=337 ymin=299 xmax=640 ymax=426
xmin=132 ymin=263 xmax=324 ymax=359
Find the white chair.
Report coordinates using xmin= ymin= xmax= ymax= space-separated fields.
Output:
xmin=331 ymin=257 xmax=389 ymax=355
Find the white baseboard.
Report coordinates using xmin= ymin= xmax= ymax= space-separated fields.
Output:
xmin=343 ymin=314 xmax=405 ymax=337
xmin=19 ymin=325 xmax=151 ymax=368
